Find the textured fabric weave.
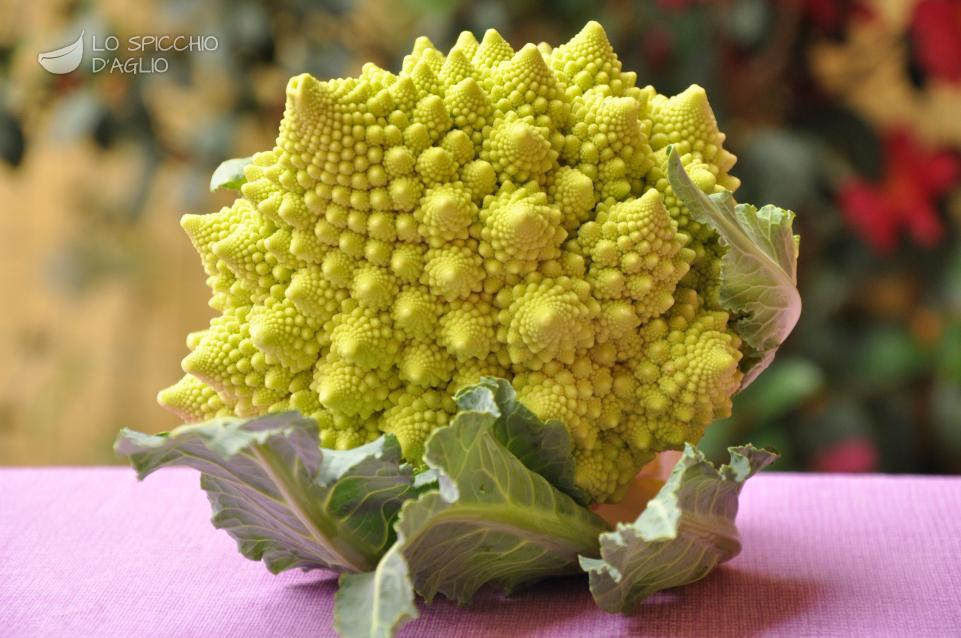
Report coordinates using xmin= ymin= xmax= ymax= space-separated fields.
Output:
xmin=1 ymin=468 xmax=959 ymax=637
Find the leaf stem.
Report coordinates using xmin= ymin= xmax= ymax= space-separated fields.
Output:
xmin=252 ymin=444 xmax=372 ymax=572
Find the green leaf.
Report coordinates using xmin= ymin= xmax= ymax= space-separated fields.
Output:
xmin=936 ymin=323 xmax=961 ymax=381
xmin=209 ymin=155 xmax=253 ymax=191
xmin=733 ymin=357 xmax=824 ymax=423
xmin=667 ymin=148 xmax=801 ymax=388
xmin=453 ymin=377 xmax=591 ymax=505
xmin=115 ymin=413 xmax=413 ymax=573
xmin=580 ymin=444 xmax=777 ymax=613
xmin=404 ymin=410 xmax=609 ymax=603
xmin=413 ymin=419 xmax=607 ymax=601
xmin=336 ymin=400 xmax=611 ymax=638
xmin=411 ymin=468 xmax=439 ymax=493
xmin=335 ymin=545 xmax=419 ymax=638
xmin=854 ymin=325 xmax=930 ymax=388
xmin=932 ymin=381 xmax=961 ymax=468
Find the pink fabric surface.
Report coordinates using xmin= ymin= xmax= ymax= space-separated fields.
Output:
xmin=2 ymin=468 xmax=959 ymax=638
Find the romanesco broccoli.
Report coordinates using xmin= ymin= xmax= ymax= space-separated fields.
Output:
xmin=160 ymin=22 xmax=747 ymax=503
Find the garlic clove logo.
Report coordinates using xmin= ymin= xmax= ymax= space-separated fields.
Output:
xmin=38 ymin=31 xmax=84 ymax=74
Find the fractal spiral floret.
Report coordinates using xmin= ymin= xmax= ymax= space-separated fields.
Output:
xmin=159 ymin=22 xmax=747 ymax=503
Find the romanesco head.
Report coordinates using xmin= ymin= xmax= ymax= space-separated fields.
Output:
xmin=160 ymin=21 xmax=744 ymax=504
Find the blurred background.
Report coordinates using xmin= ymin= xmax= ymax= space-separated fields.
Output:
xmin=1 ymin=0 xmax=959 ymax=472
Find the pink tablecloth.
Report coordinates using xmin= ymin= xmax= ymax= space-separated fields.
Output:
xmin=1 ymin=468 xmax=959 ymax=637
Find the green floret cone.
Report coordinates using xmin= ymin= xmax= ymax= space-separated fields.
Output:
xmin=159 ymin=21 xmax=796 ymax=506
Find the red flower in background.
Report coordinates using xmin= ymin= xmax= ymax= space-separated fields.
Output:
xmin=912 ymin=0 xmax=961 ymax=82
xmin=811 ymin=439 xmax=878 ymax=473
xmin=838 ymin=130 xmax=960 ymax=253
